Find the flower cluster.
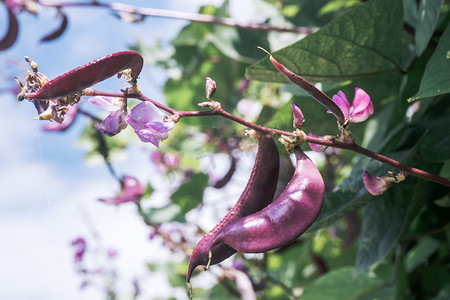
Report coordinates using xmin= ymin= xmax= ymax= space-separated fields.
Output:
xmin=89 ymin=97 xmax=175 ymax=147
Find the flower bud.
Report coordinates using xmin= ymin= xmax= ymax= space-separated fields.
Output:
xmin=362 ymin=170 xmax=393 ymax=195
xmin=205 ymin=77 xmax=216 ymax=99
xmin=291 ymin=103 xmax=305 ymax=129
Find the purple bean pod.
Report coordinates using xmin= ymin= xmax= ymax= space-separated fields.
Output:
xmin=187 ymin=135 xmax=279 ymax=283
xmin=26 ymin=51 xmax=143 ymax=100
xmin=0 ymin=5 xmax=19 ymax=51
xmin=210 ymin=146 xmax=324 ymax=253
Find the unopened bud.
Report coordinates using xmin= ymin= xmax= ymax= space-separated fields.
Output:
xmin=205 ymin=77 xmax=216 ymax=99
xmin=362 ymin=170 xmax=394 ymax=196
xmin=291 ymin=103 xmax=305 ymax=129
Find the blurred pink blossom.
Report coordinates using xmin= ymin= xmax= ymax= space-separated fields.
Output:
xmin=99 ymin=176 xmax=145 ymax=205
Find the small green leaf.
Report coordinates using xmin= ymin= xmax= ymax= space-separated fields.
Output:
xmin=410 ymin=21 xmax=450 ymax=101
xmin=415 ymin=0 xmax=445 ymax=56
xmin=247 ymin=0 xmax=403 ymax=83
xmin=171 ymin=173 xmax=209 ymax=213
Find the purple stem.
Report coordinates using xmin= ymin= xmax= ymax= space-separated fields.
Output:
xmin=85 ymin=90 xmax=450 ymax=187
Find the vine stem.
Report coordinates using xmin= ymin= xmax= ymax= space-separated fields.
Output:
xmin=39 ymin=0 xmax=319 ymax=34
xmin=84 ymin=90 xmax=450 ymax=187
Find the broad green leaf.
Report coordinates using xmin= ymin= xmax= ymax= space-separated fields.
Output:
xmin=246 ymin=0 xmax=403 ymax=83
xmin=415 ymin=0 xmax=445 ymax=56
xmin=355 ymin=184 xmax=411 ymax=275
xmin=300 ymin=266 xmax=383 ymax=300
xmin=355 ymin=159 xmax=442 ymax=275
xmin=420 ymin=126 xmax=450 ymax=162
xmin=308 ymin=150 xmax=410 ymax=232
xmin=171 ymin=173 xmax=209 ymax=213
xmin=410 ymin=21 xmax=450 ymax=101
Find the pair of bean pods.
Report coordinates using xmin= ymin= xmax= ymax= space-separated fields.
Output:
xmin=187 ymin=134 xmax=325 ymax=283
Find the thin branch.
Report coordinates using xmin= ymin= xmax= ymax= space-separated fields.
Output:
xmin=39 ymin=0 xmax=319 ymax=34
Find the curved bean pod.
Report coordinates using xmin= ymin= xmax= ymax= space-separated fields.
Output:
xmin=210 ymin=147 xmax=324 ymax=253
xmin=258 ymin=47 xmax=345 ymax=125
xmin=0 ymin=5 xmax=19 ymax=51
xmin=187 ymin=135 xmax=279 ymax=282
xmin=26 ymin=51 xmax=143 ymax=99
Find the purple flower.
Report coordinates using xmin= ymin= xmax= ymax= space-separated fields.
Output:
xmin=291 ymin=103 xmax=305 ymax=129
xmin=99 ymin=176 xmax=145 ymax=205
xmin=88 ymin=96 xmax=127 ymax=136
xmin=71 ymin=237 xmax=87 ymax=264
xmin=329 ymin=88 xmax=373 ymax=124
xmin=126 ymin=101 xmax=175 ymax=147
xmin=362 ymin=170 xmax=393 ymax=195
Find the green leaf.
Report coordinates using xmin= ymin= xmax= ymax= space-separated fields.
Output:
xmin=246 ymin=0 xmax=403 ymax=83
xmin=355 ymin=184 xmax=411 ymax=275
xmin=404 ymin=237 xmax=440 ymax=273
xmin=144 ymin=204 xmax=185 ymax=224
xmin=415 ymin=0 xmax=445 ymax=56
xmin=420 ymin=127 xmax=450 ymax=162
xmin=308 ymin=151 xmax=403 ymax=232
xmin=300 ymin=266 xmax=383 ymax=300
xmin=410 ymin=21 xmax=450 ymax=101
xmin=171 ymin=173 xmax=209 ymax=213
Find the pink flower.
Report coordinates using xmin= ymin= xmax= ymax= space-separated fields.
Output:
xmin=71 ymin=237 xmax=87 ymax=264
xmin=99 ymin=176 xmax=145 ymax=205
xmin=126 ymin=101 xmax=174 ymax=147
xmin=329 ymin=88 xmax=373 ymax=123
xmin=362 ymin=170 xmax=393 ymax=195
xmin=88 ymin=96 xmax=127 ymax=136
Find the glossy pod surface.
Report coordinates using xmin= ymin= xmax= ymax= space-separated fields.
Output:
xmin=210 ymin=147 xmax=324 ymax=253
xmin=187 ymin=135 xmax=279 ymax=282
xmin=26 ymin=51 xmax=143 ymax=99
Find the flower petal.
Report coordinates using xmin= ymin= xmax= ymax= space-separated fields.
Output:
xmin=88 ymin=96 xmax=120 ymax=111
xmin=328 ymin=91 xmax=351 ymax=119
xmin=307 ymin=131 xmax=328 ymax=152
xmin=96 ymin=110 xmax=127 ymax=137
xmin=349 ymin=88 xmax=373 ymax=123
xmin=362 ymin=170 xmax=393 ymax=195
xmin=128 ymin=101 xmax=166 ymax=124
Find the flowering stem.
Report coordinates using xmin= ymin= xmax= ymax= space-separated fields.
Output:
xmin=83 ymin=90 xmax=450 ymax=187
xmin=39 ymin=1 xmax=319 ymax=34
